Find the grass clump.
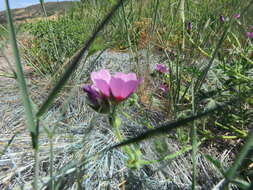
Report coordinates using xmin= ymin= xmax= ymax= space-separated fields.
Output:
xmin=22 ymin=16 xmax=92 ymax=75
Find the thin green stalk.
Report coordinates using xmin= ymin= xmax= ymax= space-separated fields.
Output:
xmin=49 ymin=136 xmax=54 ymax=190
xmin=221 ymin=129 xmax=253 ymax=189
xmin=194 ymin=24 xmax=229 ymax=93
xmin=5 ymin=1 xmax=39 ymax=189
xmin=121 ymin=4 xmax=132 ymax=49
xmin=120 ymin=2 xmax=138 ymax=67
xmin=34 ymin=149 xmax=40 ymax=190
xmin=179 ymin=0 xmax=185 ymax=50
xmin=191 ymin=82 xmax=198 ymax=189
xmin=175 ymin=56 xmax=182 ymax=104
xmin=5 ymin=0 xmax=39 ymax=190
xmin=109 ymin=107 xmax=135 ymax=161
xmin=151 ymin=0 xmax=159 ymax=34
xmin=0 ymin=133 xmax=16 ymax=156
xmin=4 ymin=0 xmax=37 ymax=138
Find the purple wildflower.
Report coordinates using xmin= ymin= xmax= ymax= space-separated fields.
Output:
xmin=233 ymin=14 xmax=240 ymax=19
xmin=160 ymin=84 xmax=168 ymax=93
xmin=155 ymin=64 xmax=168 ymax=73
xmin=220 ymin=15 xmax=225 ymax=23
xmin=83 ymin=85 xmax=110 ymax=113
xmin=186 ymin=22 xmax=192 ymax=33
xmin=246 ymin=32 xmax=253 ymax=39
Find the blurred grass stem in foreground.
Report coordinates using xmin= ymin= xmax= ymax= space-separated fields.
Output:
xmin=4 ymin=0 xmax=39 ymax=189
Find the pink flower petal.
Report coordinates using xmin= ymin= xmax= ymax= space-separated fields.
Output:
xmin=91 ymin=69 xmax=111 ymax=97
xmin=110 ymin=77 xmax=125 ymax=100
xmin=93 ymin=79 xmax=111 ymax=97
xmin=110 ymin=75 xmax=141 ymax=101
xmin=114 ymin=72 xmax=137 ymax=81
xmin=121 ymin=80 xmax=140 ymax=98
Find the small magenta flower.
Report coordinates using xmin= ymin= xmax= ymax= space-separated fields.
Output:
xmin=83 ymin=69 xmax=142 ymax=111
xmin=160 ymin=84 xmax=168 ymax=93
xmin=233 ymin=14 xmax=240 ymax=19
xmin=220 ymin=15 xmax=225 ymax=23
xmin=246 ymin=32 xmax=253 ymax=39
xmin=250 ymin=26 xmax=253 ymax=30
xmin=155 ymin=64 xmax=168 ymax=73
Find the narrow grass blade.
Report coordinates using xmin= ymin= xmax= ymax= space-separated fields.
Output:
xmin=194 ymin=25 xmax=229 ymax=93
xmin=179 ymin=0 xmax=185 ymax=49
xmin=0 ymin=133 xmax=16 ymax=156
xmin=220 ymin=129 xmax=253 ymax=189
xmin=191 ymin=83 xmax=198 ymax=190
xmin=5 ymin=1 xmax=40 ymax=188
xmin=110 ymin=88 xmax=253 ymax=149
xmin=4 ymin=0 xmax=37 ymax=148
xmin=36 ymin=0 xmax=126 ymax=118
xmin=39 ymin=0 xmax=48 ymax=17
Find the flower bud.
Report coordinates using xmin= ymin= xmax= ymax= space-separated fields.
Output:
xmin=220 ymin=15 xmax=225 ymax=23
xmin=83 ymin=85 xmax=110 ymax=113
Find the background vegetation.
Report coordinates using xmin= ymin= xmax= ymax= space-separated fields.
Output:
xmin=1 ymin=0 xmax=253 ymax=189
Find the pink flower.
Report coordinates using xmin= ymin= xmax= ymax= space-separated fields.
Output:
xmin=246 ymin=32 xmax=253 ymax=39
xmin=84 ymin=69 xmax=142 ymax=105
xmin=160 ymin=84 xmax=168 ymax=93
xmin=155 ymin=64 xmax=168 ymax=73
xmin=233 ymin=14 xmax=240 ymax=19
xmin=250 ymin=26 xmax=253 ymax=30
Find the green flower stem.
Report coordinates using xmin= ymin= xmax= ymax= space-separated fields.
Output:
xmin=49 ymin=136 xmax=54 ymax=190
xmin=109 ymin=106 xmax=138 ymax=166
xmin=33 ymin=150 xmax=39 ymax=190
xmin=191 ymin=83 xmax=198 ymax=190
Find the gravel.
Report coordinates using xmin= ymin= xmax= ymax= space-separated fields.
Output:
xmin=0 ymin=49 xmax=232 ymax=190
